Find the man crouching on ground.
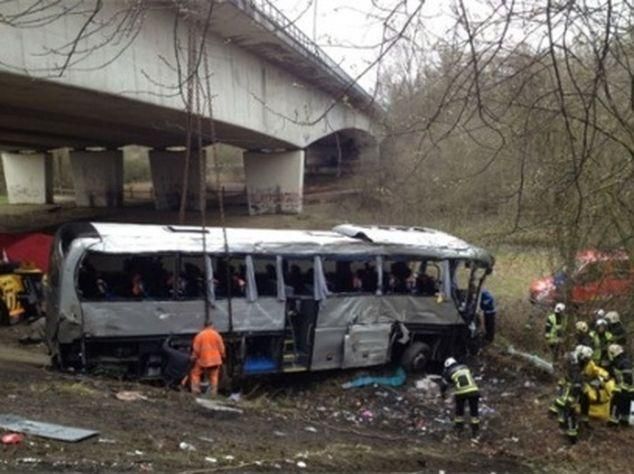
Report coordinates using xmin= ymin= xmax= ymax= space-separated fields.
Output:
xmin=190 ymin=321 xmax=226 ymax=397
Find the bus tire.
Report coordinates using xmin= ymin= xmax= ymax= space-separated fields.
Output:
xmin=401 ymin=341 xmax=431 ymax=373
xmin=0 ymin=300 xmax=10 ymax=326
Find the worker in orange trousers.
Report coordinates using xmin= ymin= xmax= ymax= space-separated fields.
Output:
xmin=190 ymin=322 xmax=226 ymax=397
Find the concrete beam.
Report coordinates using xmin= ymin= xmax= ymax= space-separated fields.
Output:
xmin=0 ymin=152 xmax=53 ymax=204
xmin=70 ymin=151 xmax=123 ymax=207
xmin=149 ymin=150 xmax=201 ymax=211
xmin=243 ymin=150 xmax=304 ymax=215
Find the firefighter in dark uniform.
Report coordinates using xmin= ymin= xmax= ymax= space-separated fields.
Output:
xmin=606 ymin=312 xmax=627 ymax=346
xmin=575 ymin=321 xmax=594 ymax=348
xmin=590 ymin=318 xmax=613 ymax=370
xmin=555 ymin=350 xmax=585 ymax=444
xmin=441 ymin=357 xmax=481 ymax=438
xmin=607 ymin=344 xmax=633 ymax=427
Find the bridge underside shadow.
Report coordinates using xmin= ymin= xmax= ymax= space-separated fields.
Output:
xmin=0 ymin=72 xmax=378 ymax=215
xmin=0 ymin=72 xmax=294 ymax=152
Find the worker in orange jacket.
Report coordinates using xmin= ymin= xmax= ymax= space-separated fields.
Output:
xmin=190 ymin=322 xmax=226 ymax=397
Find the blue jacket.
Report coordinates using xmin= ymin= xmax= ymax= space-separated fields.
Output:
xmin=480 ymin=289 xmax=496 ymax=315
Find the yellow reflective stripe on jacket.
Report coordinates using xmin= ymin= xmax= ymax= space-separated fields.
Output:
xmin=451 ymin=367 xmax=479 ymax=395
xmin=545 ymin=313 xmax=563 ymax=342
xmin=590 ymin=331 xmax=613 ymax=361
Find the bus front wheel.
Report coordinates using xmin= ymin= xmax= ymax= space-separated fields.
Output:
xmin=401 ymin=341 xmax=431 ymax=373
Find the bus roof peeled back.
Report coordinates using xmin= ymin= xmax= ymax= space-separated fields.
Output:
xmin=84 ymin=223 xmax=492 ymax=264
xmin=333 ymin=224 xmax=493 ymax=267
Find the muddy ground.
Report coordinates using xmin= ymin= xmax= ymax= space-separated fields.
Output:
xmin=0 ymin=324 xmax=633 ymax=473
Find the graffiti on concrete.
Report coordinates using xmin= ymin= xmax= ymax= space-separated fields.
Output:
xmin=248 ymin=186 xmax=301 ymax=215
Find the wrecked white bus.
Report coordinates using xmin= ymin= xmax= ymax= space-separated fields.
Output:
xmin=45 ymin=223 xmax=494 ymax=379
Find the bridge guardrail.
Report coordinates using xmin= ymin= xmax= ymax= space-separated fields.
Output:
xmin=228 ymin=0 xmax=374 ymax=105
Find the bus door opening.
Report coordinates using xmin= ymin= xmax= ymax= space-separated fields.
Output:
xmin=283 ymin=258 xmax=317 ymax=372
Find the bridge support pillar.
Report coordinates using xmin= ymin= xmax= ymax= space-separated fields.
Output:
xmin=70 ymin=151 xmax=123 ymax=207
xmin=243 ymin=150 xmax=304 ymax=215
xmin=1 ymin=152 xmax=53 ymax=204
xmin=149 ymin=150 xmax=201 ymax=211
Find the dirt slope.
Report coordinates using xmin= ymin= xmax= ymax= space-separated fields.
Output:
xmin=0 ymin=323 xmax=633 ymax=473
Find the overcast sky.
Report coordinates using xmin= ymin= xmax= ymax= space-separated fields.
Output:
xmin=276 ymin=0 xmax=452 ymax=91
xmin=273 ymin=1 xmax=465 ymax=92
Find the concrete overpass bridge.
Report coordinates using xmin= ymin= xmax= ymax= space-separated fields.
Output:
xmin=0 ymin=0 xmax=380 ymax=214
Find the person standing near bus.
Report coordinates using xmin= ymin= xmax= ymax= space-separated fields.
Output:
xmin=545 ymin=302 xmax=566 ymax=364
xmin=190 ymin=322 xmax=226 ymax=397
xmin=480 ymin=289 xmax=496 ymax=344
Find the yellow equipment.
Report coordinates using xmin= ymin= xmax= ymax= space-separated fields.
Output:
xmin=0 ymin=262 xmax=44 ymax=325
xmin=586 ymin=378 xmax=615 ymax=420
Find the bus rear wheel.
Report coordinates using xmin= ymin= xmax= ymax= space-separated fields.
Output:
xmin=401 ymin=341 xmax=431 ymax=373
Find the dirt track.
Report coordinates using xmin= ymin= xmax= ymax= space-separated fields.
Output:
xmin=0 ymin=324 xmax=633 ymax=473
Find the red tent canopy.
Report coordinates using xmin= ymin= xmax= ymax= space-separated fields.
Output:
xmin=0 ymin=233 xmax=54 ymax=273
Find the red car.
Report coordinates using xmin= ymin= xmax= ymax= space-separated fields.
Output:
xmin=529 ymin=249 xmax=633 ymax=306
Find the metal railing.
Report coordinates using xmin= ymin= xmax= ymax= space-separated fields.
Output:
xmin=228 ymin=0 xmax=373 ymax=103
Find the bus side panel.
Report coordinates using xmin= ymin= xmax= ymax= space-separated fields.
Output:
xmin=316 ymin=296 xmax=381 ymax=328
xmin=312 ymin=296 xmax=384 ymax=370
xmin=218 ymin=297 xmax=285 ymax=332
xmin=311 ymin=327 xmax=346 ymax=370
xmin=380 ymin=296 xmax=463 ymax=325
xmin=82 ymin=300 xmax=206 ymax=337
xmin=80 ymin=298 xmax=285 ymax=338
xmin=342 ymin=323 xmax=392 ymax=368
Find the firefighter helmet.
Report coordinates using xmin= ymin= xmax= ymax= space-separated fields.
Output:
xmin=575 ymin=321 xmax=589 ymax=333
xmin=593 ymin=308 xmax=606 ymax=319
xmin=444 ymin=357 xmax=457 ymax=369
xmin=608 ymin=344 xmax=624 ymax=359
xmin=554 ymin=303 xmax=566 ymax=313
xmin=605 ymin=311 xmax=620 ymax=324
xmin=596 ymin=318 xmax=608 ymax=328
xmin=575 ymin=345 xmax=593 ymax=361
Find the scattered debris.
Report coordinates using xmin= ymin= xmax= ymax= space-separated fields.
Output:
xmin=224 ymin=455 xmax=235 ymax=461
xmin=1 ymin=433 xmax=24 ymax=445
xmin=415 ymin=375 xmax=442 ymax=397
xmin=228 ymin=392 xmax=242 ymax=402
xmin=97 ymin=438 xmax=117 ymax=444
xmin=304 ymin=426 xmax=318 ymax=433
xmin=178 ymin=441 xmax=196 ymax=452
xmin=341 ymin=367 xmax=407 ymax=389
xmin=0 ymin=415 xmax=99 ymax=442
xmin=297 ymin=460 xmax=307 ymax=468
xmin=115 ymin=391 xmax=149 ymax=402
xmin=17 ymin=458 xmax=40 ymax=464
xmin=198 ymin=436 xmax=215 ymax=444
xmin=205 ymin=457 xmax=218 ymax=463
xmin=273 ymin=430 xmax=287 ymax=437
xmin=195 ymin=398 xmax=243 ymax=418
